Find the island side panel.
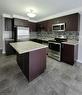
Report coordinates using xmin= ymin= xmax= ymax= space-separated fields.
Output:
xmin=29 ymin=48 xmax=46 ymax=81
xmin=17 ymin=53 xmax=29 ymax=80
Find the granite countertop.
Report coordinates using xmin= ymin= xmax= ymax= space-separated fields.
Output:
xmin=39 ymin=38 xmax=54 ymax=41
xmin=10 ymin=41 xmax=48 ymax=54
xmin=30 ymin=38 xmax=78 ymax=45
xmin=30 ymin=38 xmax=54 ymax=42
xmin=62 ymin=40 xmax=78 ymax=45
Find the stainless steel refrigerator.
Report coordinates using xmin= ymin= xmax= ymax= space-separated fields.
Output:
xmin=12 ymin=26 xmax=30 ymax=42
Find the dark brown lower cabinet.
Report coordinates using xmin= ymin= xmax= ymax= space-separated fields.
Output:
xmin=5 ymin=39 xmax=16 ymax=55
xmin=17 ymin=48 xmax=46 ymax=81
xmin=61 ymin=43 xmax=78 ymax=65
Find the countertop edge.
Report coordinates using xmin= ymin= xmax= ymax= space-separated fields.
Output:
xmin=10 ymin=41 xmax=48 ymax=54
xmin=18 ymin=46 xmax=48 ymax=54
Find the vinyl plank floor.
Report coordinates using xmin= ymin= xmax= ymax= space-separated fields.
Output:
xmin=0 ymin=54 xmax=82 ymax=95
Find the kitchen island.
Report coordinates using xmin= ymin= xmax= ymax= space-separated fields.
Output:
xmin=10 ymin=41 xmax=48 ymax=81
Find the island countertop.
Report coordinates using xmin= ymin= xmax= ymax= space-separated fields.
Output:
xmin=10 ymin=41 xmax=48 ymax=54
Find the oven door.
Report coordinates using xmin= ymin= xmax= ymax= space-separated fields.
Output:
xmin=48 ymin=42 xmax=61 ymax=61
xmin=49 ymin=42 xmax=61 ymax=52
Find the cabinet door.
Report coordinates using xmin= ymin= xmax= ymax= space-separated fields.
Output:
xmin=36 ymin=21 xmax=48 ymax=32
xmin=47 ymin=19 xmax=53 ymax=31
xmin=61 ymin=43 xmax=74 ymax=65
xmin=42 ymin=21 xmax=48 ymax=31
xmin=5 ymin=40 xmax=16 ymax=55
xmin=38 ymin=22 xmax=45 ymax=31
xmin=29 ymin=48 xmax=46 ymax=81
xmin=29 ymin=22 xmax=36 ymax=32
xmin=17 ymin=53 xmax=29 ymax=78
xmin=36 ymin=22 xmax=41 ymax=32
xmin=64 ymin=13 xmax=80 ymax=31
xmin=22 ymin=20 xmax=29 ymax=27
xmin=14 ymin=18 xmax=29 ymax=27
xmin=5 ymin=18 xmax=12 ymax=31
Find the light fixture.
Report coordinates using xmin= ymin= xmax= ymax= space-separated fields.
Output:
xmin=27 ymin=9 xmax=36 ymax=18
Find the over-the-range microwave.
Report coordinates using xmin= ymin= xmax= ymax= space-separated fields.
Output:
xmin=52 ymin=23 xmax=65 ymax=31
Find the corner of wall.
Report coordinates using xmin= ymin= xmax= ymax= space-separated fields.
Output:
xmin=76 ymin=59 xmax=82 ymax=64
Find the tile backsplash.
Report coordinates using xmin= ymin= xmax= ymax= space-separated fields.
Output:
xmin=30 ymin=32 xmax=37 ymax=39
xmin=37 ymin=31 xmax=79 ymax=41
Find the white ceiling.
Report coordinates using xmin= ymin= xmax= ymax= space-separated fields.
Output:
xmin=0 ymin=0 xmax=82 ymax=21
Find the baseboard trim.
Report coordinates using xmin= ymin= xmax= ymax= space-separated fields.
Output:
xmin=76 ymin=60 xmax=82 ymax=64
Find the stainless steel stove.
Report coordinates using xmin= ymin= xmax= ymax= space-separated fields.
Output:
xmin=48 ymin=37 xmax=67 ymax=61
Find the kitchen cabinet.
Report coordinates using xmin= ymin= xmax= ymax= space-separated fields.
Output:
xmin=13 ymin=18 xmax=29 ymax=27
xmin=36 ymin=21 xmax=48 ymax=32
xmin=61 ymin=43 xmax=78 ymax=65
xmin=41 ymin=21 xmax=48 ymax=31
xmin=60 ymin=13 xmax=80 ymax=31
xmin=5 ymin=18 xmax=12 ymax=31
xmin=36 ymin=22 xmax=41 ymax=31
xmin=36 ymin=13 xmax=80 ymax=32
xmin=10 ymin=41 xmax=47 ymax=81
xmin=5 ymin=39 xmax=16 ymax=55
xmin=17 ymin=48 xmax=46 ymax=81
xmin=12 ymin=18 xmax=29 ymax=41
xmin=49 ymin=13 xmax=80 ymax=31
xmin=29 ymin=22 xmax=36 ymax=32
xmin=5 ymin=18 xmax=30 ymax=31
xmin=47 ymin=19 xmax=53 ymax=31
xmin=12 ymin=18 xmax=37 ymax=32
xmin=5 ymin=13 xmax=80 ymax=32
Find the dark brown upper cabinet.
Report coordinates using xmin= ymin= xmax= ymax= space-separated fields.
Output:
xmin=12 ymin=18 xmax=29 ymax=27
xmin=36 ymin=22 xmax=42 ymax=32
xmin=29 ymin=22 xmax=36 ymax=32
xmin=57 ymin=13 xmax=80 ymax=31
xmin=49 ymin=13 xmax=80 ymax=31
xmin=36 ymin=21 xmax=49 ymax=32
xmin=47 ymin=19 xmax=54 ymax=31
xmin=5 ymin=13 xmax=80 ymax=32
xmin=5 ymin=18 xmax=12 ymax=31
xmin=36 ymin=13 xmax=80 ymax=32
xmin=12 ymin=18 xmax=37 ymax=32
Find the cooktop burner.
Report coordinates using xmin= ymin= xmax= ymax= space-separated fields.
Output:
xmin=48 ymin=37 xmax=67 ymax=43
